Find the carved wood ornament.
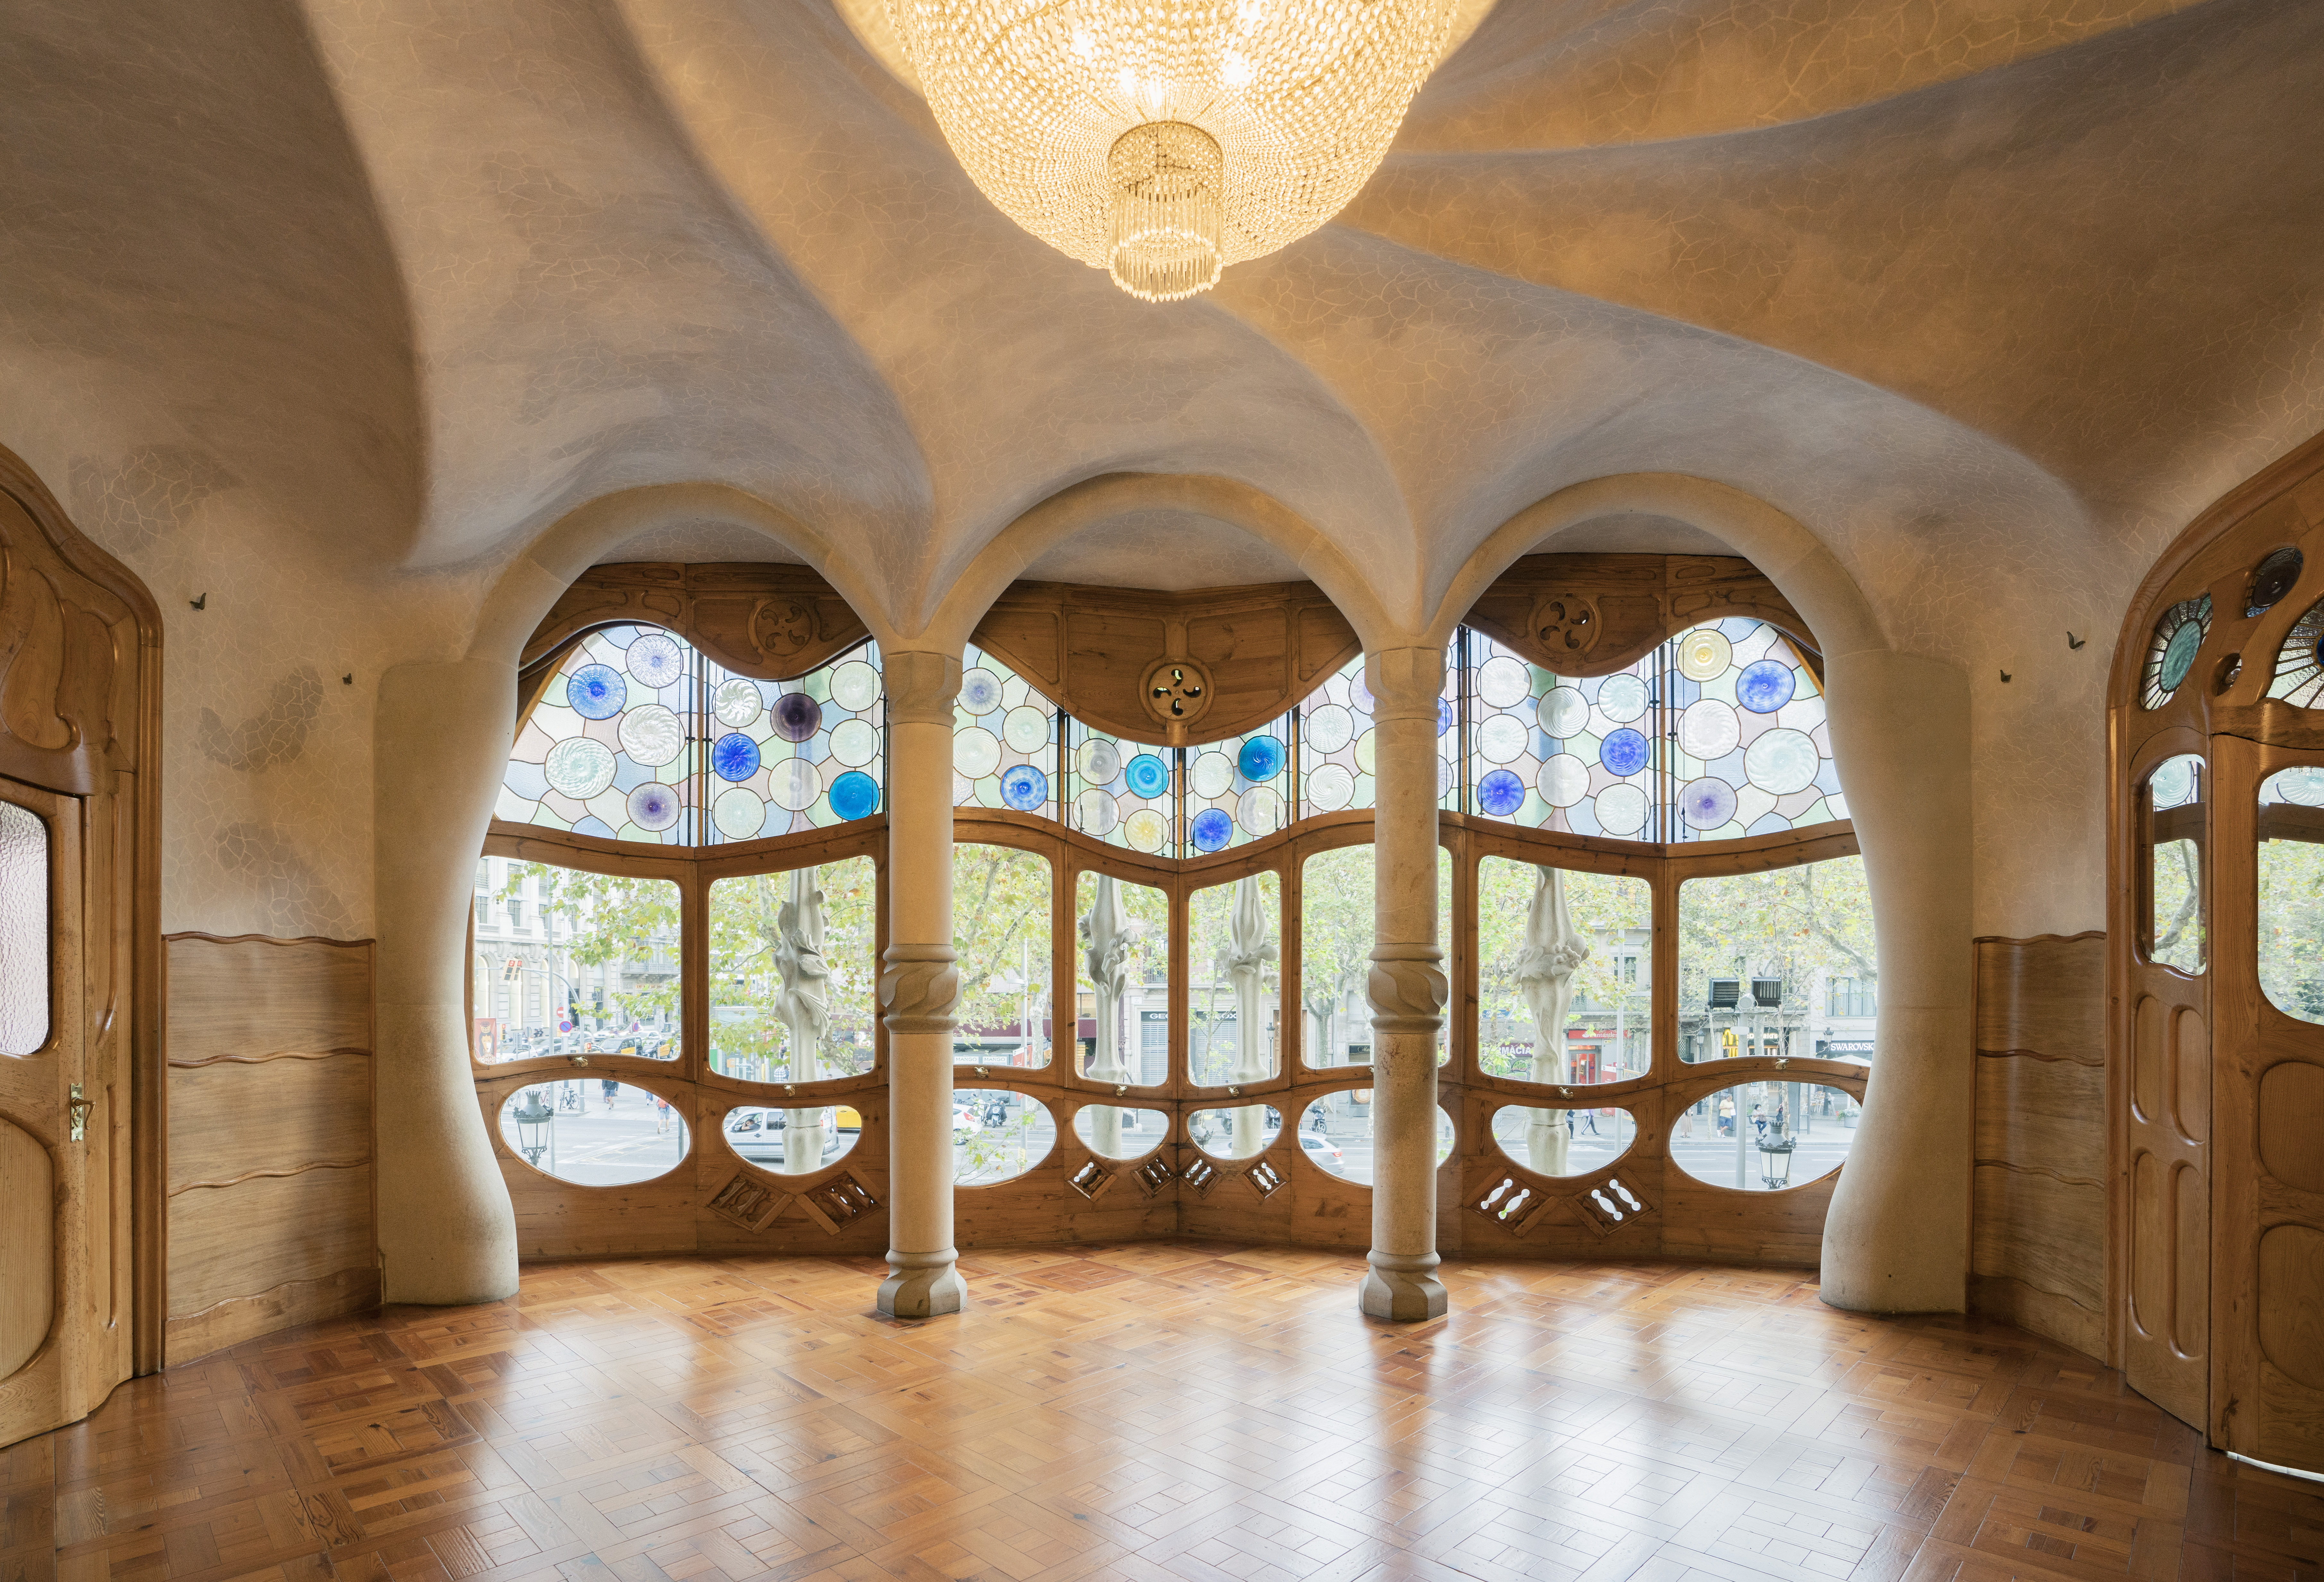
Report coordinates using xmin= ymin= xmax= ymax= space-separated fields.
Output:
xmin=1465 ymin=553 xmax=1821 ymax=681
xmin=519 ymin=556 xmax=1817 ymax=748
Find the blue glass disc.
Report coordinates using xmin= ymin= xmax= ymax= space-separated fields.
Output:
xmin=626 ymin=782 xmax=680 ymax=831
xmin=2158 ymin=621 xmax=2203 ymax=691
xmin=1437 ymin=698 xmax=1454 ymax=736
xmin=1238 ymin=734 xmax=1286 ymax=783
xmin=999 ymin=763 xmax=1049 ymax=811
xmin=1126 ymin=752 xmax=1169 ymax=799
xmin=1681 ymin=776 xmax=1738 ymax=829
xmin=710 ymin=732 xmax=760 ymax=782
xmin=1600 ymin=727 xmax=1650 ymax=778
xmin=567 ymin=664 xmax=626 ymax=720
xmin=1190 ymin=808 xmax=1233 ymax=852
xmin=1735 ymin=660 xmax=1796 ymax=713
xmin=829 ymin=770 xmax=879 ymax=820
xmin=1477 ymin=769 xmax=1526 ymax=817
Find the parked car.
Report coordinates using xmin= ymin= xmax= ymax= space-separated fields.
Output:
xmin=953 ymin=1106 xmax=983 ymax=1144
xmin=1265 ymin=1126 xmax=1343 ymax=1168
xmin=723 ymin=1105 xmax=860 ymax=1164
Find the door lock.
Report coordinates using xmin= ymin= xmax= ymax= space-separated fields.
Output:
xmin=68 ymin=1082 xmax=92 ymax=1142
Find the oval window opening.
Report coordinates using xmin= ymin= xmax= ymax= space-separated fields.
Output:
xmin=720 ymin=1103 xmax=862 ymax=1173
xmin=499 ymin=1081 xmax=688 ymax=1186
xmin=956 ymin=1090 xmax=1055 ymax=1184
xmin=1289 ymin=1093 xmax=1454 ymax=1184
xmin=1187 ymin=1104 xmax=1280 ymax=1160
xmin=1668 ymin=1082 xmax=1859 ymax=1191
xmin=1489 ymin=1103 xmax=1637 ymax=1178
xmin=1072 ymin=1104 xmax=1170 ymax=1159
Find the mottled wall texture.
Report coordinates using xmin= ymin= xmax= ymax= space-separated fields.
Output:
xmin=1 ymin=0 xmax=2321 ymax=1350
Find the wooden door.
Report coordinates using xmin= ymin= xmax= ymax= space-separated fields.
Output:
xmin=2212 ymin=734 xmax=2324 ymax=1473
xmin=0 ymin=775 xmax=100 ymax=1446
xmin=2121 ymin=739 xmax=2210 ymax=1429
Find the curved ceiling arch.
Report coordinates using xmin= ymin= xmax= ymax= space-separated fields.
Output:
xmin=919 ymin=472 xmax=1398 ymax=654
xmin=465 ymin=483 xmax=891 ymax=669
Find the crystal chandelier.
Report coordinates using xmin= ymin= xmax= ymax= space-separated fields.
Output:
xmin=888 ymin=0 xmax=1463 ymax=302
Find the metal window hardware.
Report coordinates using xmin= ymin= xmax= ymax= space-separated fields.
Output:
xmin=68 ymin=1082 xmax=92 ymax=1141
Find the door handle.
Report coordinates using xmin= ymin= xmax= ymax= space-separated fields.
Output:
xmin=69 ymin=1082 xmax=92 ymax=1142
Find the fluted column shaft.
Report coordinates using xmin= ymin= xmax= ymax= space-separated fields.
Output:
xmin=877 ymin=650 xmax=967 ymax=1317
xmin=1359 ymin=647 xmax=1451 ymax=1321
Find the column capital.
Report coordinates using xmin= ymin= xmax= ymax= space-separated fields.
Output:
xmin=880 ymin=942 xmax=959 ymax=1033
xmin=1363 ymin=646 xmax=1447 ymax=722
xmin=1367 ymin=941 xmax=1447 ymax=1031
xmin=884 ymin=649 xmax=962 ymax=727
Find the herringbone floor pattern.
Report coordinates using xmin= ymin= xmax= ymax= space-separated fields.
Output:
xmin=5 ymin=1245 xmax=2319 ymax=1582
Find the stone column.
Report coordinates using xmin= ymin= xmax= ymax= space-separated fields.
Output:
xmin=1359 ymin=646 xmax=1451 ymax=1321
xmin=1818 ymin=650 xmax=1973 ymax=1311
xmin=374 ymin=659 xmax=520 ymax=1304
xmin=877 ymin=649 xmax=968 ymax=1317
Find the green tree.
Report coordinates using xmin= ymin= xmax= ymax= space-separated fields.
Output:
xmin=1476 ymin=858 xmax=1653 ymax=1079
xmin=1676 ymin=855 xmax=1875 ymax=1055
xmin=506 ymin=864 xmax=680 ymax=1031
xmin=953 ymin=844 xmax=1055 ymax=1059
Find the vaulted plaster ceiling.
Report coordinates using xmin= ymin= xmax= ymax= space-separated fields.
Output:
xmin=3 ymin=0 xmax=2320 ymax=647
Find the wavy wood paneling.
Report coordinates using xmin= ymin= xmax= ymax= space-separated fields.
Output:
xmin=164 ymin=935 xmax=374 ymax=1362
xmin=1971 ymin=932 xmax=2106 ymax=1359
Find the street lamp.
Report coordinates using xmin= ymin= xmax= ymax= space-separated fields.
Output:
xmin=1756 ymin=1134 xmax=1795 ymax=1190
xmin=511 ymin=1089 xmax=555 ymax=1167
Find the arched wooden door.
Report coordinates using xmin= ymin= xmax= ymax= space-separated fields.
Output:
xmin=2112 ymin=431 xmax=2324 ymax=1474
xmin=0 ymin=452 xmax=161 ymax=1448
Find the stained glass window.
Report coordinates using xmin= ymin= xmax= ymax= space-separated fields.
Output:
xmin=502 ymin=625 xmax=883 ymax=845
xmin=2144 ymin=593 xmax=2213 ymax=711
xmin=1298 ymin=653 xmax=1375 ymax=817
xmin=1066 ymin=718 xmax=1174 ymax=854
xmin=1185 ymin=715 xmax=1292 ymax=852
xmin=2269 ymin=598 xmax=2324 ymax=709
xmin=503 ymin=626 xmax=704 ymax=843
xmin=955 ymin=644 xmax=1058 ymax=819
xmin=1464 ymin=621 xmax=1840 ymax=841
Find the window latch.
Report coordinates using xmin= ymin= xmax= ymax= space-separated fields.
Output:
xmin=68 ymin=1082 xmax=92 ymax=1142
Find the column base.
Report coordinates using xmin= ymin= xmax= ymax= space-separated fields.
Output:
xmin=1357 ymin=1250 xmax=1447 ymax=1322
xmin=877 ymin=1248 xmax=966 ymax=1318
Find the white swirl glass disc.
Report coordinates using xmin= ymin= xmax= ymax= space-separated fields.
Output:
xmin=1477 ymin=714 xmax=1527 ymax=765
xmin=1239 ymin=786 xmax=1284 ymax=835
xmin=1307 ymin=763 xmax=1354 ymax=812
xmin=959 ymin=667 xmax=1003 ymax=714
xmin=1541 ymin=753 xmax=1589 ymax=808
xmin=545 ymin=737 xmax=616 ymax=799
xmin=1677 ymin=628 xmax=1732 ymax=681
xmin=830 ymin=718 xmax=878 ymax=768
xmin=625 ymin=632 xmax=684 ymax=686
xmin=1076 ymin=789 xmax=1119 ymax=835
xmin=619 ymin=703 xmax=684 ymax=767
xmin=1744 ymin=728 xmax=1820 ymax=795
xmin=771 ymin=757 xmax=820 ymax=812
xmin=1080 ymin=737 xmax=1122 ymax=784
xmin=712 ymin=788 xmax=765 ymax=839
xmin=1679 ymin=699 xmax=1740 ymax=761
xmin=1354 ymin=730 xmax=1376 ymax=775
xmin=954 ymin=727 xmax=1000 ymax=778
xmin=1191 ymin=752 xmax=1234 ymax=799
xmin=1124 ymin=809 xmax=1167 ymax=852
xmin=1597 ymin=674 xmax=1649 ymax=723
xmin=1477 ymin=655 xmax=1530 ymax=709
xmin=1304 ymin=703 xmax=1354 ymax=754
xmin=1004 ymin=705 xmax=1050 ymax=754
xmin=713 ymin=678 xmax=763 ymax=728
xmin=1538 ymin=686 xmax=1587 ymax=739
xmin=831 ymin=660 xmax=880 ymax=712
xmin=1595 ymin=783 xmax=1649 ymax=836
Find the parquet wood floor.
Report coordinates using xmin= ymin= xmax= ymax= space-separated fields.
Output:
xmin=6 ymin=1246 xmax=2320 ymax=1582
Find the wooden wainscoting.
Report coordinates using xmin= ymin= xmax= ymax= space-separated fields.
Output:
xmin=1970 ymin=931 xmax=2107 ymax=1358
xmin=163 ymin=933 xmax=375 ymax=1362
